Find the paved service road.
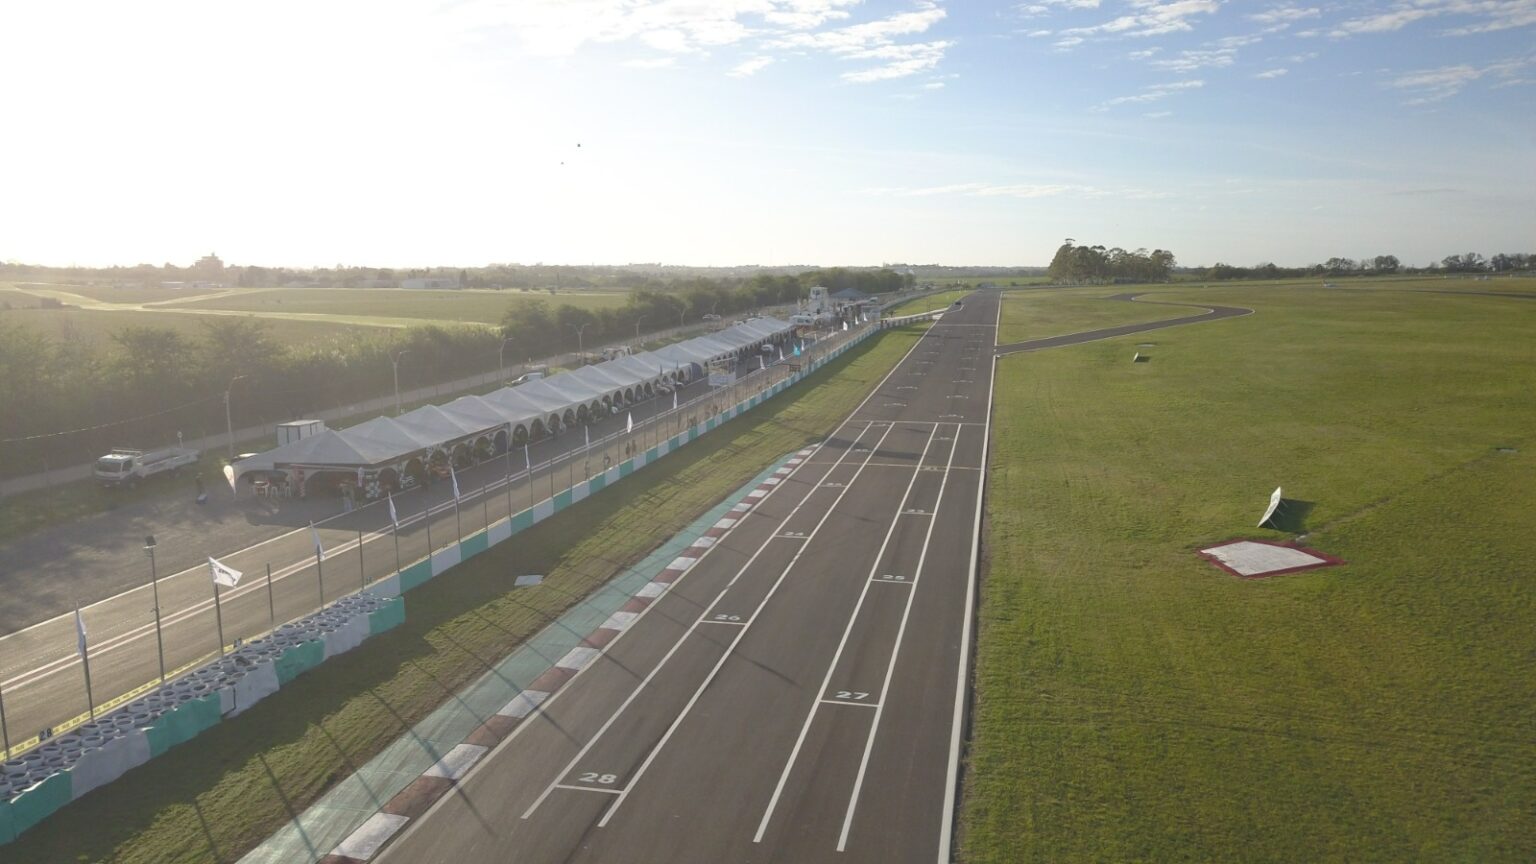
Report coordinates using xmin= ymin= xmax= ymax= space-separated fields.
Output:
xmin=378 ymin=293 xmax=1001 ymax=863
xmin=994 ymin=291 xmax=1253 ymax=356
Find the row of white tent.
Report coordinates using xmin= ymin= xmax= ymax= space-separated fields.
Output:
xmin=231 ymin=317 xmax=796 ymax=488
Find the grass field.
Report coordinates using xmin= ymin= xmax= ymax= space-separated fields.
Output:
xmin=962 ymin=283 xmax=1536 ymax=862
xmin=16 ymin=283 xmax=226 ymax=304
xmin=7 ymin=324 xmax=928 ymax=864
xmin=0 ymin=306 xmax=385 ymax=348
xmin=996 ymin=287 xmax=1192 ymax=344
xmin=889 ymin=289 xmax=970 ymax=315
xmin=172 ymin=287 xmax=629 ymax=324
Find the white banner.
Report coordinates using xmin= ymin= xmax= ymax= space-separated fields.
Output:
xmin=208 ymin=556 xmax=243 ymax=588
xmin=1258 ymin=486 xmax=1283 ymax=527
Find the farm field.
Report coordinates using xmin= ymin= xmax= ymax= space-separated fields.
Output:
xmin=173 ymin=286 xmax=630 ymax=324
xmin=13 ymin=282 xmax=227 ymax=305
xmin=996 ymin=287 xmax=1192 ymax=344
xmin=963 ymin=284 xmax=1536 ymax=862
xmin=0 ymin=306 xmax=384 ymax=348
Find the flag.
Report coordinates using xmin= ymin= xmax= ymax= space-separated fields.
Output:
xmin=672 ymin=389 xmax=678 ymax=410
xmin=450 ymin=464 xmax=461 ymax=501
xmin=387 ymin=493 xmax=399 ymax=529
xmin=842 ymin=320 xmax=848 ymax=331
xmin=75 ymin=605 xmax=88 ymax=659
xmin=626 ymin=413 xmax=633 ymax=434
xmin=584 ymin=425 xmax=590 ymax=449
xmin=778 ymin=345 xmax=784 ymax=361
xmin=524 ymin=442 xmax=531 ymax=471
xmin=208 ymin=556 xmax=242 ymax=588
xmin=309 ymin=521 xmax=325 ymax=556
xmin=794 ymin=343 xmax=802 ymax=357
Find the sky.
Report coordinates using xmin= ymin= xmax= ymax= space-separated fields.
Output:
xmin=2 ymin=0 xmax=1532 ymax=269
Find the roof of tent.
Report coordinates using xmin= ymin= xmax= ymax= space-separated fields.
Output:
xmin=233 ymin=316 xmax=795 ymax=483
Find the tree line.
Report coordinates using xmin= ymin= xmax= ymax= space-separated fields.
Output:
xmin=1200 ymin=252 xmax=1533 ymax=280
xmin=0 ymin=268 xmax=913 ymax=480
xmin=1046 ymin=241 xmax=1177 ymax=284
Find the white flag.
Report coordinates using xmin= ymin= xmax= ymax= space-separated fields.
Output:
xmin=842 ymin=320 xmax=849 ymax=331
xmin=524 ymin=443 xmax=531 ymax=471
xmin=309 ymin=521 xmax=325 ymax=556
xmin=584 ymin=425 xmax=590 ymax=449
xmin=208 ymin=556 xmax=242 ymax=588
xmin=387 ymin=493 xmax=399 ymax=529
xmin=778 ymin=346 xmax=784 ymax=361
xmin=626 ymin=413 xmax=633 ymax=434
xmin=672 ymin=389 xmax=678 ymax=411
xmin=75 ymin=605 xmax=88 ymax=659
xmin=450 ymin=464 xmax=461 ymax=501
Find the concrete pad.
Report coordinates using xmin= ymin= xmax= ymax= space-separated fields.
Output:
xmin=1199 ymin=540 xmax=1339 ymax=577
xmin=514 ymin=574 xmax=543 ymax=587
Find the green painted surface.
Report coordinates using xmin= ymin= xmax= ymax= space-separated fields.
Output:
xmin=460 ymin=532 xmax=489 ymax=558
xmin=398 ymin=560 xmax=432 ymax=593
xmin=274 ymin=642 xmax=324 ymax=687
xmin=368 ymin=598 xmax=406 ymax=636
xmin=0 ymin=771 xmax=70 ymax=842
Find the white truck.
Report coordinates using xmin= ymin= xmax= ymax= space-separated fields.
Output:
xmin=94 ymin=446 xmax=201 ymax=487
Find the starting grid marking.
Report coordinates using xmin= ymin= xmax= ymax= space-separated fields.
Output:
xmin=316 ymin=449 xmax=820 ymax=864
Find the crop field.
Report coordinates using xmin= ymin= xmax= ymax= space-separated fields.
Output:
xmin=962 ymin=283 xmax=1536 ymax=861
xmin=173 ymin=286 xmax=630 ymax=324
xmin=0 ymin=306 xmax=385 ymax=348
xmin=996 ymin=287 xmax=1192 ymax=344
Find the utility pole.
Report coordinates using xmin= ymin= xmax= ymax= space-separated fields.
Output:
xmin=391 ymin=350 xmax=411 ymax=416
xmin=498 ymin=337 xmax=514 ymax=383
xmin=224 ymin=375 xmax=247 ymax=459
xmin=573 ymin=323 xmax=590 ymax=366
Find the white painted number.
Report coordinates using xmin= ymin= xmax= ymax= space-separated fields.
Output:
xmin=879 ymin=573 xmax=906 ymax=581
xmin=714 ymin=614 xmax=742 ymax=622
xmin=579 ymin=772 xmax=618 ymax=785
xmin=835 ymin=691 xmax=870 ymax=701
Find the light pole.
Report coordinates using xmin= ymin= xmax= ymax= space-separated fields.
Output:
xmin=145 ymin=535 xmax=166 ymax=686
xmin=633 ymin=315 xmax=648 ymax=342
xmin=392 ymin=350 xmax=411 ymax=415
xmin=573 ymin=323 xmax=590 ymax=366
xmin=498 ymin=336 xmax=515 ymax=383
xmin=223 ymin=375 xmax=247 ymax=459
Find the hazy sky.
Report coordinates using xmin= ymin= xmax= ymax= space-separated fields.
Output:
xmin=3 ymin=0 xmax=1532 ymax=269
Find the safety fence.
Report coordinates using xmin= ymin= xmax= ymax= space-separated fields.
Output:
xmin=0 ymin=321 xmax=879 ymax=844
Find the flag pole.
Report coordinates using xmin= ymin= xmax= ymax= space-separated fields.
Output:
xmin=265 ymin=563 xmax=277 ymax=633
xmin=358 ymin=528 xmax=367 ymax=594
xmin=0 ymin=681 xmax=11 ymax=759
xmin=425 ymin=499 xmax=433 ymax=556
xmin=392 ymin=517 xmax=401 ymax=574
xmin=213 ymin=579 xmax=226 ymax=655
xmin=76 ymin=602 xmax=95 ymax=720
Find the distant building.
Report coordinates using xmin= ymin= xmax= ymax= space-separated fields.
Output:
xmin=194 ymin=252 xmax=225 ymax=274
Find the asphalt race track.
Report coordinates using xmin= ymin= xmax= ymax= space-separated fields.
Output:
xmin=993 ymin=292 xmax=1253 ymax=356
xmin=377 ymin=294 xmax=1002 ymax=863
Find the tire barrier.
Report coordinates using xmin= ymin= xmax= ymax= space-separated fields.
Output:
xmin=0 ymin=592 xmax=405 ymax=844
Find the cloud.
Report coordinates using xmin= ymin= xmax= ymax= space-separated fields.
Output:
xmin=1248 ymin=5 xmax=1320 ymax=28
xmin=728 ymin=55 xmax=775 ymax=77
xmin=1056 ymin=0 xmax=1222 ymax=43
xmin=1127 ymin=47 xmax=1162 ymax=59
xmin=1255 ymin=67 xmax=1288 ymax=78
xmin=1143 ymin=109 xmax=1173 ymax=117
xmin=1332 ymin=1 xmax=1536 ymax=38
xmin=1098 ymin=77 xmax=1204 ymax=108
xmin=841 ymin=40 xmax=953 ymax=82
xmin=1388 ymin=56 xmax=1535 ymax=103
xmin=772 ymin=2 xmax=953 ymax=83
xmin=1151 ymin=47 xmax=1237 ymax=72
xmin=624 ymin=56 xmax=677 ymax=69
xmin=862 ymin=181 xmax=1171 ymax=200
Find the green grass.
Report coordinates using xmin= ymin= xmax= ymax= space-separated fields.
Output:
xmin=888 ymin=289 xmax=970 ymax=315
xmin=8 ymin=324 xmax=929 ymax=864
xmin=961 ymin=284 xmax=1536 ymax=862
xmin=0 ymin=306 xmax=385 ymax=347
xmin=172 ymin=287 xmax=629 ymax=325
xmin=21 ymin=283 xmax=226 ymax=305
xmin=996 ymin=287 xmax=1192 ymax=344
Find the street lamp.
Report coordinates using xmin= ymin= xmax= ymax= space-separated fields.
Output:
xmin=572 ymin=323 xmax=590 ymax=365
xmin=633 ymin=315 xmax=648 ymax=341
xmin=223 ymin=375 xmax=247 ymax=459
xmin=392 ymin=350 xmax=412 ymax=415
xmin=498 ymin=336 xmax=515 ymax=383
xmin=144 ymin=535 xmax=166 ymax=686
